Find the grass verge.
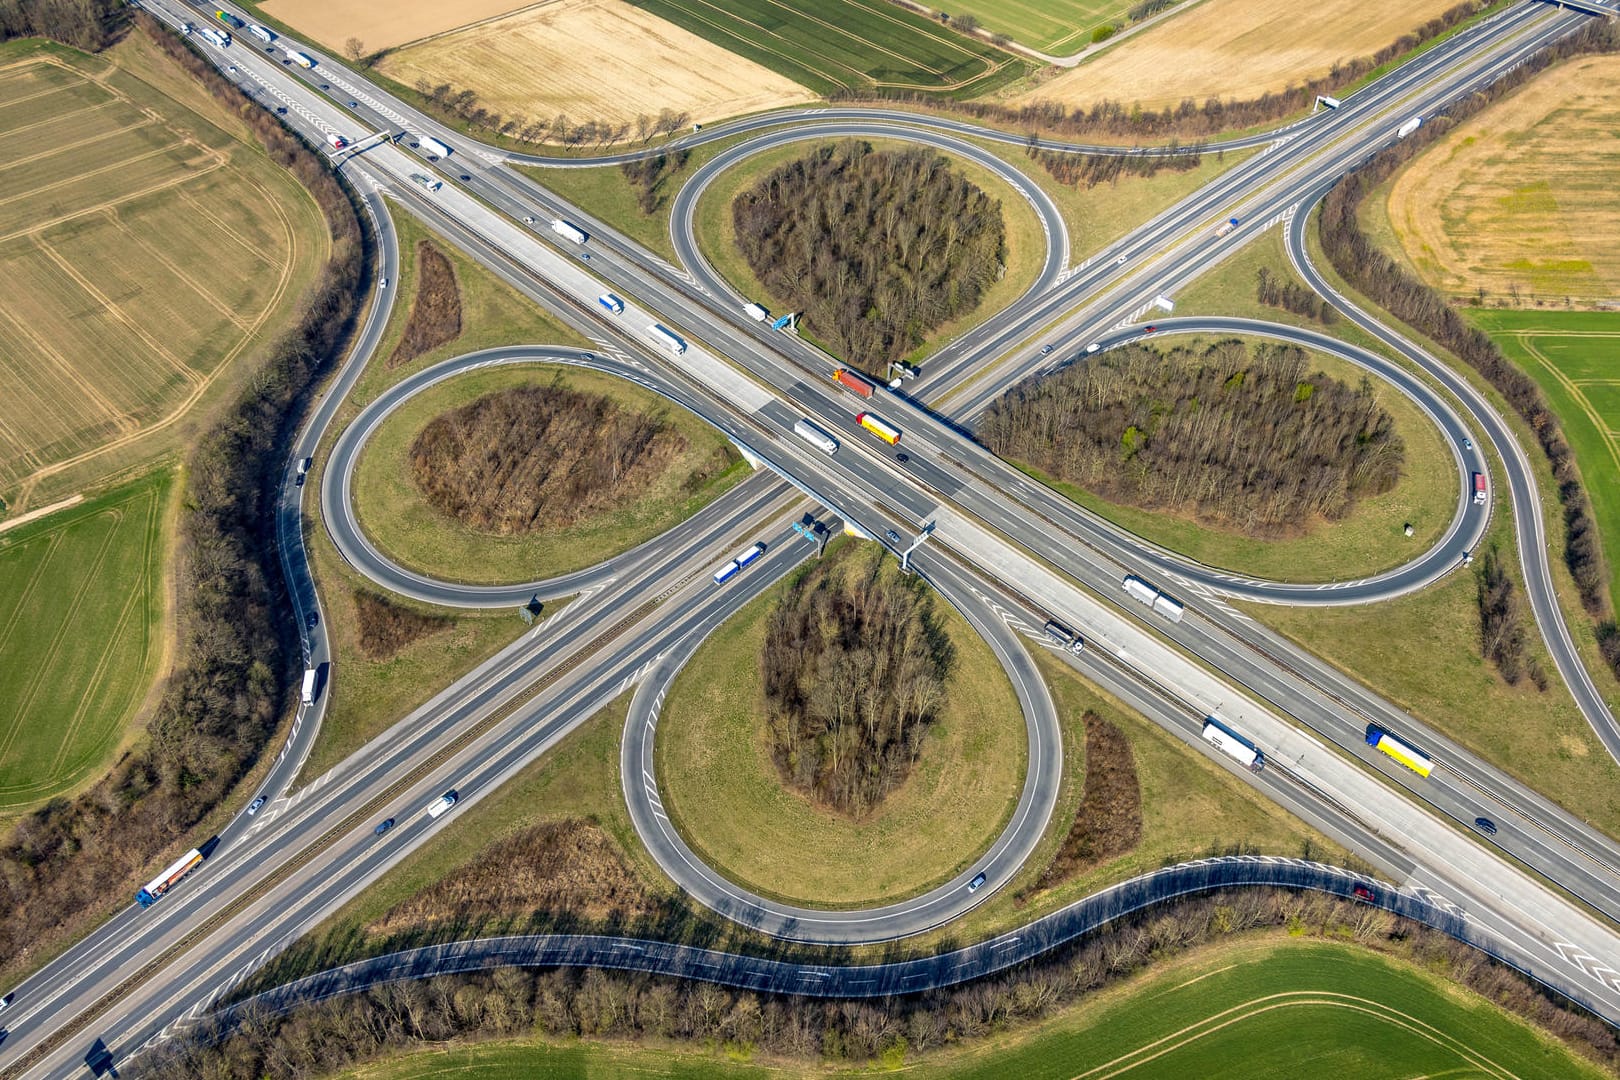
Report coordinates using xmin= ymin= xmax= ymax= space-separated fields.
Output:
xmin=349 ymin=364 xmax=745 ymax=585
xmin=656 ymin=542 xmax=1026 ymax=908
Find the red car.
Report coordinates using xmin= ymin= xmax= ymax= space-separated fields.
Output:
xmin=1353 ymin=884 xmax=1375 ymax=902
xmin=1144 ymin=324 xmax=1157 ymax=333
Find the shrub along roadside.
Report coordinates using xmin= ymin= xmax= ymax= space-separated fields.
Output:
xmin=1317 ymin=17 xmax=1620 ymax=676
xmin=130 ymin=886 xmax=1620 ymax=1078
xmin=0 ymin=11 xmax=365 ymax=982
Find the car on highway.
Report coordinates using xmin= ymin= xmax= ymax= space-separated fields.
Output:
xmin=306 ymin=610 xmax=319 ymax=630
xmin=1353 ymin=883 xmax=1375 ymax=901
xmin=347 ymin=100 xmax=358 ymax=108
xmin=885 ymin=529 xmax=901 ymax=545
xmin=1463 ymin=438 xmax=1473 ymax=450
xmin=380 ymin=277 xmax=388 ymax=289
xmin=895 ymin=453 xmax=909 ymax=464
xmin=246 ymin=796 xmax=267 ymax=816
xmin=319 ymin=83 xmax=329 ymax=89
xmin=459 ymin=174 xmax=471 ymax=182
xmin=1 ymin=991 xmax=16 ymax=1012
xmin=1144 ymin=324 xmax=1157 ymax=333
xmin=1040 ymin=344 xmax=1054 ymax=355
xmin=1086 ymin=342 xmax=1101 ymax=353
xmin=1474 ymin=816 xmax=1497 ymax=835
xmin=276 ymin=106 xmax=287 ymax=114
xmin=523 ymin=216 xmax=536 ymax=225
xmin=967 ymin=872 xmax=986 ymax=892
xmin=374 ymin=818 xmax=395 ymax=835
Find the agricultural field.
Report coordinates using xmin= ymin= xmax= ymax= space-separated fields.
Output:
xmin=626 ymin=0 xmax=1029 ymax=97
xmin=258 ymin=0 xmax=527 ymax=53
xmin=948 ymin=0 xmax=1129 ymax=54
xmin=374 ymin=0 xmax=816 ymax=132
xmin=0 ymin=471 xmax=172 ymax=813
xmin=1472 ymin=309 xmax=1620 ymax=605
xmin=0 ymin=41 xmax=326 ymax=512
xmin=1018 ymin=0 xmax=1461 ymax=111
xmin=323 ymin=940 xmax=1607 ymax=1078
xmin=1384 ymin=55 xmax=1620 ymax=304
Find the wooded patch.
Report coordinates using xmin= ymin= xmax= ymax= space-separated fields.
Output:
xmin=407 ymin=383 xmax=699 ymax=535
xmin=732 ymin=142 xmax=1005 ymax=371
xmin=1030 ymin=711 xmax=1142 ymax=894
xmin=979 ymin=339 xmax=1404 ymax=536
xmin=368 ymin=819 xmax=654 ymax=936
xmin=351 ymin=589 xmax=451 ymax=662
xmin=761 ymin=548 xmax=954 ymax=817
xmin=387 ymin=240 xmax=461 ymax=369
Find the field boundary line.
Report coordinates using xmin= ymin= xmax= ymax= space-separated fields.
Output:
xmin=0 ymin=157 xmax=221 ymax=245
xmin=0 ymin=97 xmax=126 ymax=148
xmin=0 ymin=493 xmax=81 ymax=534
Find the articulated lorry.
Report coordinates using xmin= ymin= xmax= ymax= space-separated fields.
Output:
xmin=1122 ymin=574 xmax=1184 ymax=623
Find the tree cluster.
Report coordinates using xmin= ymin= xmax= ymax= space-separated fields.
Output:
xmin=408 ymin=383 xmax=699 ymax=535
xmin=1317 ymin=18 xmax=1620 ymax=675
xmin=1256 ymin=267 xmax=1339 ymax=325
xmin=0 ymin=0 xmax=122 ymax=51
xmin=1028 ymin=712 xmax=1142 ymax=895
xmin=619 ymin=149 xmax=689 ymax=215
xmin=835 ymin=1 xmax=1489 ymax=138
xmin=733 ymin=141 xmax=1005 ymax=372
xmin=1029 ymin=143 xmax=1202 ymax=189
xmin=979 ymin=339 xmax=1404 ymax=536
xmin=387 ymin=239 xmax=461 ymax=368
xmin=351 ymin=590 xmax=450 ymax=662
xmin=408 ymin=77 xmax=690 ymax=149
xmin=1126 ymin=0 xmax=1176 ymax=20
xmin=1476 ymin=549 xmax=1547 ymax=691
xmin=761 ymin=549 xmax=954 ymax=817
xmin=133 ymin=885 xmax=1620 ymax=1079
xmin=0 ymin=12 xmax=366 ymax=981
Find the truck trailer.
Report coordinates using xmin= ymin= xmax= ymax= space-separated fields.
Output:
xmin=213 ymin=9 xmax=244 ymax=28
xmin=856 ymin=412 xmax=902 ymax=445
xmin=420 ymin=135 xmax=452 ymax=159
xmin=831 ymin=367 xmax=874 ymax=398
xmin=1365 ymin=724 xmax=1433 ymax=777
xmin=1202 ymin=717 xmax=1263 ymax=772
xmin=597 ymin=293 xmax=624 ymax=315
xmin=248 ymin=22 xmax=274 ymax=43
xmin=1216 ymin=217 xmax=1239 ymax=237
xmin=793 ymin=418 xmax=839 ymax=455
xmin=199 ymin=26 xmax=230 ymax=47
xmin=550 ymin=219 xmax=588 ymax=244
xmin=287 ymin=50 xmax=314 ymax=68
xmin=1043 ymin=620 xmax=1084 ymax=654
xmin=135 ymin=849 xmax=205 ymax=907
xmin=1122 ymin=575 xmax=1185 ymax=623
xmin=1395 ymin=115 xmax=1423 ymax=139
xmin=743 ymin=302 xmax=769 ymax=322
xmin=645 ymin=323 xmax=686 ymax=355
xmin=326 ymin=133 xmax=347 ymax=151
xmin=1472 ymin=472 xmax=1487 ymax=505
xmin=301 ymin=667 xmax=317 ymax=705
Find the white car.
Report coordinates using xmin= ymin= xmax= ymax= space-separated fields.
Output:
xmin=0 ymin=991 xmax=14 ymax=1013
xmin=379 ymin=277 xmax=388 ymax=289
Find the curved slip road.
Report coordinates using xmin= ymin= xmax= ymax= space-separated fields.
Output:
xmin=620 ymin=550 xmax=1061 ymax=943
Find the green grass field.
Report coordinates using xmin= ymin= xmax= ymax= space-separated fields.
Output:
xmin=1469 ymin=309 xmax=1620 ymax=605
xmin=349 ymin=364 xmax=745 ymax=586
xmin=656 ymin=542 xmax=1026 ymax=907
xmin=952 ymin=0 xmax=1131 ymax=53
xmin=624 ymin=0 xmax=1030 ymax=98
xmin=0 ymin=36 xmax=328 ymax=510
xmin=326 ymin=939 xmax=1607 ymax=1078
xmin=0 ymin=470 xmax=173 ymax=812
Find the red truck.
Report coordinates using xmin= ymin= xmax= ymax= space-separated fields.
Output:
xmin=831 ymin=367 xmax=874 ymax=398
xmin=1473 ymin=472 xmax=1487 ymax=505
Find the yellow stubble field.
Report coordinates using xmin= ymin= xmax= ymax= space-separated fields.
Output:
xmin=374 ymin=0 xmax=816 ymax=131
xmin=1384 ymin=54 xmax=1620 ymax=303
xmin=1018 ymin=0 xmax=1462 ymax=111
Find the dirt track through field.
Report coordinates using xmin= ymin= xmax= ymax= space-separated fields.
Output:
xmin=1018 ymin=0 xmax=1461 ymax=110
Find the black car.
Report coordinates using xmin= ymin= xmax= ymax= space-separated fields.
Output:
xmin=347 ymin=100 xmax=358 ymax=108
xmin=1474 ymin=816 xmax=1497 ymax=835
xmin=374 ymin=818 xmax=395 ymax=836
xmin=895 ymin=453 xmax=909 ymax=464
xmin=306 ymin=610 xmax=319 ymax=630
xmin=459 ymin=174 xmax=471 ymax=182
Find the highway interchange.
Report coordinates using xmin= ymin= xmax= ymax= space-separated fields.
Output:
xmin=4 ymin=0 xmax=1620 ymax=1074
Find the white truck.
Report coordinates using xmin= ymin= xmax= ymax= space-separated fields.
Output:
xmin=247 ymin=23 xmax=274 ymax=44
xmin=426 ymin=791 xmax=458 ymax=818
xmin=597 ymin=293 xmax=625 ymax=315
xmin=793 ymin=418 xmax=839 ymax=455
xmin=550 ymin=219 xmax=588 ymax=244
xmin=287 ymin=50 xmax=314 ymax=69
xmin=300 ymin=667 xmax=317 ymax=705
xmin=410 ymin=173 xmax=442 ymax=193
xmin=1122 ymin=574 xmax=1185 ymax=623
xmin=199 ymin=26 xmax=230 ymax=47
xmin=419 ymin=135 xmax=452 ymax=159
xmin=646 ymin=323 xmax=686 ymax=355
xmin=1202 ymin=717 xmax=1263 ymax=772
xmin=1395 ymin=115 xmax=1423 ymax=139
xmin=1215 ymin=217 xmax=1239 ymax=237
xmin=743 ymin=302 xmax=769 ymax=322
